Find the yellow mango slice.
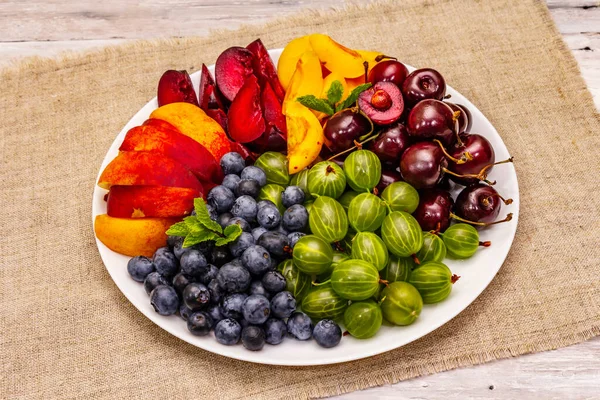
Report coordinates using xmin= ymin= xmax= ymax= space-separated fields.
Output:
xmin=282 ymin=51 xmax=323 ymax=115
xmin=277 ymin=36 xmax=313 ymax=91
xmin=286 ymin=102 xmax=324 ymax=174
xmin=308 ymin=34 xmax=365 ymax=79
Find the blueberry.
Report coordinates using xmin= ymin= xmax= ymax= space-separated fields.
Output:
xmin=198 ymin=264 xmax=219 ymax=284
xmin=206 ymin=303 xmax=223 ymax=324
xmin=264 ymin=318 xmax=287 ymax=345
xmin=127 ymin=256 xmax=154 ymax=282
xmin=187 ymin=311 xmax=213 ymax=336
xmin=220 ymin=152 xmax=246 ymax=175
xmin=172 ymin=272 xmax=195 ymax=297
xmin=287 ymin=312 xmax=313 ymax=340
xmin=270 ymin=291 xmax=296 ymax=319
xmin=214 ymin=318 xmax=242 ymax=345
xmin=239 ymin=319 xmax=251 ymax=329
xmin=172 ymin=238 xmax=187 ymax=260
xmin=249 ymin=280 xmax=271 ymax=300
xmin=241 ymin=245 xmax=272 ymax=277
xmin=217 ymin=263 xmax=251 ymax=293
xmin=150 ymin=285 xmax=179 ymax=316
xmin=207 ymin=185 xmax=235 ymax=213
xmin=229 ymin=258 xmax=243 ymax=267
xmin=312 ymin=319 xmax=342 ymax=348
xmin=257 ymin=200 xmax=276 ymax=210
xmin=179 ymin=303 xmax=194 ymax=321
xmin=235 ymin=179 xmax=261 ymax=198
xmin=282 ymin=205 xmax=308 ymax=232
xmin=241 ymin=326 xmax=266 ymax=351
xmin=220 ymin=293 xmax=248 ymax=320
xmin=272 ymin=223 xmax=289 ymax=236
xmin=218 ymin=212 xmax=233 ymax=229
xmin=242 ymin=294 xmax=271 ymax=325
xmin=167 ymin=235 xmax=180 ymax=249
xmin=231 ymin=195 xmax=258 ymax=223
xmin=153 ymin=247 xmax=179 ymax=278
xmin=282 ymin=186 xmax=305 ymax=208
xmin=240 ymin=166 xmax=267 ymax=187
xmin=225 ymin=217 xmax=251 ymax=233
xmin=144 ymin=272 xmax=169 ymax=295
xmin=207 ymin=279 xmax=225 ymax=304
xmin=211 ymin=246 xmax=231 ymax=267
xmin=261 ymin=271 xmax=287 ymax=293
xmin=251 ymin=226 xmax=268 ymax=242
xmin=193 ymin=240 xmax=215 ymax=256
xmin=257 ymin=231 xmax=290 ymax=258
xmin=287 ymin=232 xmax=306 ymax=248
xmin=228 ymin=232 xmax=255 ymax=258
xmin=256 ymin=203 xmax=281 ymax=229
xmin=180 ymin=249 xmax=208 ymax=278
xmin=222 ymin=174 xmax=241 ymax=192
xmin=183 ymin=282 xmax=210 ymax=310
xmin=206 ymin=204 xmax=218 ymax=221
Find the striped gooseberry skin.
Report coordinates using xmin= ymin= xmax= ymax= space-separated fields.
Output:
xmin=257 ymin=183 xmax=285 ymax=213
xmin=254 ymin=151 xmax=290 ymax=186
xmin=317 ymin=251 xmax=350 ymax=282
xmin=292 ymin=235 xmax=333 ymax=275
xmin=344 ymin=300 xmax=383 ymax=339
xmin=301 ymin=283 xmax=348 ymax=320
xmin=348 ymin=192 xmax=387 ymax=232
xmin=343 ymin=150 xmax=382 ymax=191
xmin=308 ymin=196 xmax=349 ymax=243
xmin=290 ymin=168 xmax=312 ymax=200
xmin=277 ymin=259 xmax=311 ymax=302
xmin=409 ymin=261 xmax=455 ymax=304
xmin=338 ymin=190 xmax=359 ymax=213
xmin=330 ymin=259 xmax=380 ymax=300
xmin=350 ymin=232 xmax=389 ymax=271
xmin=307 ymin=161 xmax=346 ymax=199
xmin=416 ymin=232 xmax=447 ymax=263
xmin=304 ymin=200 xmax=314 ymax=213
xmin=381 ymin=211 xmax=424 ymax=257
xmin=442 ymin=223 xmax=480 ymax=259
xmin=381 ymin=181 xmax=420 ymax=213
xmin=380 ymin=255 xmax=414 ymax=283
xmin=380 ymin=281 xmax=423 ymax=326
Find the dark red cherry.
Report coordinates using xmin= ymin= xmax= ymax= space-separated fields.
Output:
xmin=446 ymin=103 xmax=468 ymax=134
xmin=447 ymin=134 xmax=495 ymax=185
xmin=412 ymin=188 xmax=454 ymax=232
xmin=323 ymin=109 xmax=373 ymax=153
xmin=368 ymin=60 xmax=409 ymax=87
xmin=369 ymin=123 xmax=411 ymax=169
xmin=454 ymin=183 xmax=512 ymax=224
xmin=358 ymin=81 xmax=404 ymax=125
xmin=401 ymin=68 xmax=446 ymax=107
xmin=376 ymin=169 xmax=403 ymax=194
xmin=456 ymin=103 xmax=472 ymax=132
xmin=399 ymin=141 xmax=448 ymax=189
xmin=406 ymin=99 xmax=456 ymax=146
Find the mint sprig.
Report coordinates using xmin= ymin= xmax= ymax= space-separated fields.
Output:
xmin=337 ymin=83 xmax=372 ymax=112
xmin=165 ymin=198 xmax=242 ymax=248
xmin=296 ymin=80 xmax=372 ymax=115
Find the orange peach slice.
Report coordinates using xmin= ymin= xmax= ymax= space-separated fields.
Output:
xmin=98 ymin=151 xmax=203 ymax=192
xmin=149 ymin=102 xmax=231 ymax=161
xmin=285 ymin=102 xmax=324 ymax=174
xmin=106 ymin=186 xmax=200 ymax=218
xmin=94 ymin=214 xmax=179 ymax=257
xmin=277 ymin=35 xmax=313 ymax=91
xmin=282 ymin=51 xmax=323 ymax=115
xmin=308 ymin=34 xmax=365 ymax=79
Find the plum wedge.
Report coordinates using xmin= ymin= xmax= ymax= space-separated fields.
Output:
xmin=215 ymin=46 xmax=255 ymax=102
xmin=157 ymin=70 xmax=199 ymax=107
xmin=227 ymin=75 xmax=266 ymax=143
xmin=246 ymin=39 xmax=286 ymax=102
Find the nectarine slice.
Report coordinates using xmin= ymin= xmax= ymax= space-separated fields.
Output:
xmin=285 ymin=102 xmax=324 ymax=174
xmin=308 ymin=34 xmax=365 ymax=79
xmin=149 ymin=102 xmax=231 ymax=161
xmin=107 ymin=186 xmax=199 ymax=218
xmin=142 ymin=118 xmax=180 ymax=133
xmin=277 ymin=36 xmax=313 ymax=91
xmin=227 ymin=75 xmax=266 ymax=143
xmin=94 ymin=214 xmax=179 ymax=257
xmin=98 ymin=151 xmax=203 ymax=192
xmin=282 ymin=51 xmax=323 ymax=115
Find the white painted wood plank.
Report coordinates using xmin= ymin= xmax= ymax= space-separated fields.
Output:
xmin=546 ymin=0 xmax=599 ymax=7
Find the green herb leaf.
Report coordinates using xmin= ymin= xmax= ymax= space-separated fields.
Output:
xmin=326 ymin=80 xmax=344 ymax=106
xmin=183 ymin=230 xmax=221 ymax=248
xmin=183 ymin=216 xmax=205 ymax=234
xmin=216 ymin=224 xmax=243 ymax=246
xmin=296 ymin=95 xmax=334 ymax=115
xmin=165 ymin=221 xmax=189 ymax=237
xmin=337 ymin=83 xmax=372 ymax=111
xmin=194 ymin=198 xmax=223 ymax=234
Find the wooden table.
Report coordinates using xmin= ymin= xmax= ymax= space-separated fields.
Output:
xmin=2 ymin=1 xmax=598 ymax=398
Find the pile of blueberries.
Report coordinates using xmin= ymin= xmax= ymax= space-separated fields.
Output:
xmin=127 ymin=152 xmax=342 ymax=350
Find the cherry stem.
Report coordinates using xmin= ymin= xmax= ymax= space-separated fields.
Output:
xmin=442 ymin=167 xmax=496 ymax=185
xmin=451 ymin=110 xmax=464 ymax=146
xmin=444 ymin=94 xmax=452 ymax=99
xmin=363 ymin=61 xmax=369 ymax=84
xmin=327 ymin=133 xmax=381 ymax=161
xmin=482 ymin=194 xmax=513 ymax=207
xmin=477 ymin=157 xmax=514 ymax=181
xmin=434 ymin=139 xmax=472 ymax=164
xmin=451 ymin=274 xmax=461 ymax=284
xmin=450 ymin=212 xmax=513 ymax=227
xmin=411 ymin=254 xmax=421 ymax=265
xmin=479 ymin=241 xmax=492 ymax=247
xmin=312 ymin=279 xmax=331 ymax=286
xmin=374 ymin=54 xmax=397 ymax=62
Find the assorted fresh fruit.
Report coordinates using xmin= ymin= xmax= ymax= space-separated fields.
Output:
xmin=95 ymin=34 xmax=515 ymax=352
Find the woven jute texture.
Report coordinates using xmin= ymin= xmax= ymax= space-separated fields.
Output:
xmin=1 ymin=0 xmax=599 ymax=398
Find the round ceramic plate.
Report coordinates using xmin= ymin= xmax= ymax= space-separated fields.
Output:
xmin=92 ymin=48 xmax=519 ymax=366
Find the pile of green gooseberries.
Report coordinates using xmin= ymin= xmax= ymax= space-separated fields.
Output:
xmin=259 ymin=149 xmax=491 ymax=340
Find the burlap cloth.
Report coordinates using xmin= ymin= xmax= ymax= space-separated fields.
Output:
xmin=1 ymin=0 xmax=599 ymax=398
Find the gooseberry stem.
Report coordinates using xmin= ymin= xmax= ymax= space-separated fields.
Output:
xmin=434 ymin=139 xmax=472 ymax=164
xmin=411 ymin=254 xmax=421 ymax=265
xmin=450 ymin=212 xmax=513 ymax=226
xmin=333 ymin=241 xmax=344 ymax=252
xmin=379 ymin=279 xmax=389 ymax=286
xmin=479 ymin=241 xmax=492 ymax=247
xmin=327 ymin=133 xmax=381 ymax=161
xmin=451 ymin=274 xmax=461 ymax=284
xmin=378 ymin=295 xmax=387 ymax=305
xmin=312 ymin=279 xmax=331 ymax=286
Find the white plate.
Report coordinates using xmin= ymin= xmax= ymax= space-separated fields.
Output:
xmin=92 ymin=48 xmax=519 ymax=366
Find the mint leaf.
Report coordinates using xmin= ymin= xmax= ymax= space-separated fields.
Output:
xmin=216 ymin=224 xmax=243 ymax=246
xmin=184 ymin=215 xmax=204 ymax=234
xmin=183 ymin=231 xmax=220 ymax=248
xmin=165 ymin=221 xmax=189 ymax=237
xmin=337 ymin=83 xmax=372 ymax=111
xmin=194 ymin=198 xmax=223 ymax=234
xmin=296 ymin=95 xmax=334 ymax=115
xmin=326 ymin=80 xmax=344 ymax=106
